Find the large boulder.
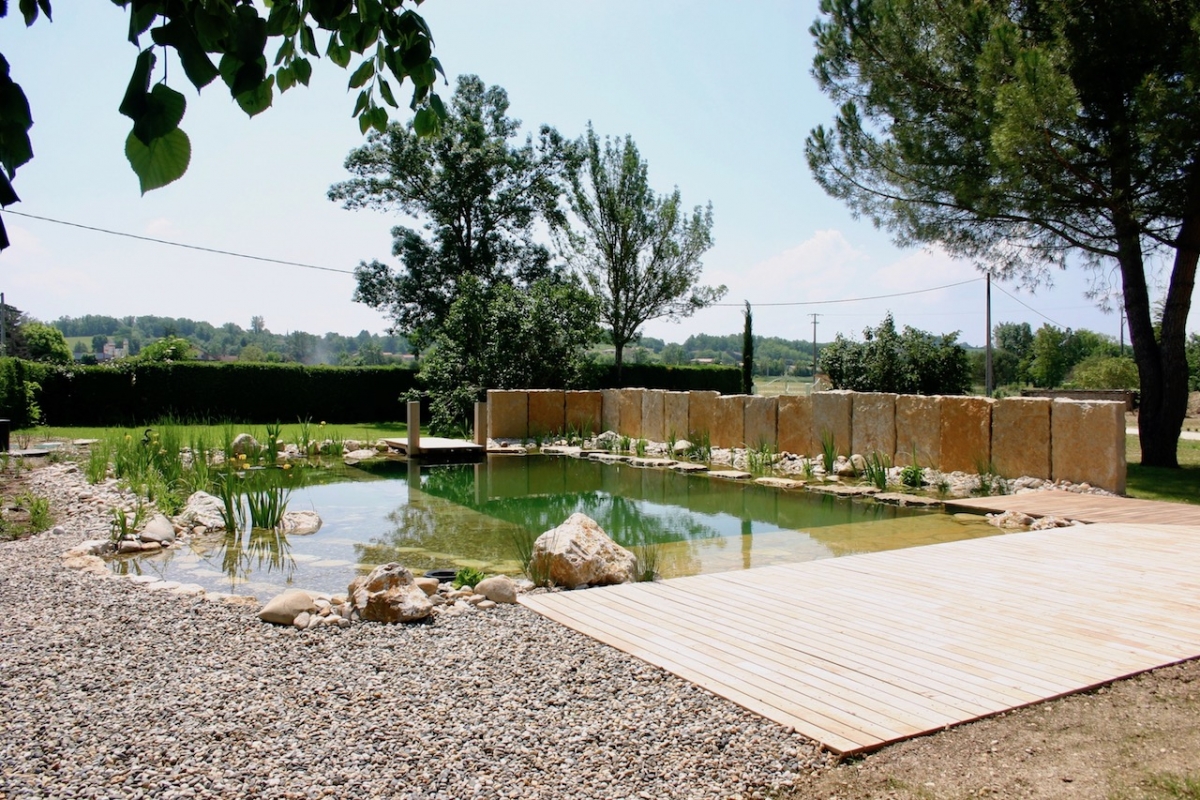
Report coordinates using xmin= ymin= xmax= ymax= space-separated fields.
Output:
xmin=230 ymin=433 xmax=260 ymax=457
xmin=348 ymin=563 xmax=433 ymax=623
xmin=531 ymin=514 xmax=636 ymax=588
xmin=475 ymin=575 xmax=518 ymax=604
xmin=279 ymin=510 xmax=322 ymax=535
xmin=139 ymin=513 xmax=176 ymax=545
xmin=174 ymin=491 xmax=227 ymax=530
xmin=259 ymin=589 xmax=317 ymax=625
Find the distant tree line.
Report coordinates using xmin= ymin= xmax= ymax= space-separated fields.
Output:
xmin=48 ymin=314 xmax=412 ymax=366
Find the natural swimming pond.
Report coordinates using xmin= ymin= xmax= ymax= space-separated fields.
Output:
xmin=109 ymin=455 xmax=1000 ymax=597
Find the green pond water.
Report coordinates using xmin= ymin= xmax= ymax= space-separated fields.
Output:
xmin=109 ymin=455 xmax=999 ymax=597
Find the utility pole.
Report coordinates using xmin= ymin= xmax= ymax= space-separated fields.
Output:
xmin=809 ymin=313 xmax=820 ymax=378
xmin=985 ymin=273 xmax=993 ymax=397
xmin=0 ymin=292 xmax=6 ymax=356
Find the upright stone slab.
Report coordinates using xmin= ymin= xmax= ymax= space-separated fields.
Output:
xmin=688 ymin=391 xmax=719 ymax=441
xmin=527 ymin=390 xmax=566 ymax=438
xmin=619 ymin=389 xmax=645 ymax=440
xmin=777 ymin=395 xmax=815 ymax=457
xmin=939 ymin=396 xmax=993 ymax=474
xmin=851 ymin=393 xmax=897 ymax=460
xmin=895 ymin=395 xmax=941 ymax=467
xmin=992 ymin=397 xmax=1051 ymax=480
xmin=1051 ymin=399 xmax=1126 ymax=493
xmin=663 ymin=392 xmax=690 ymax=444
xmin=641 ymin=389 xmax=666 ymax=443
xmin=712 ymin=395 xmax=748 ymax=449
xmin=811 ymin=390 xmax=853 ymax=457
xmin=487 ymin=390 xmax=528 ymax=440
xmin=565 ymin=391 xmax=603 ymax=435
xmin=743 ymin=396 xmax=778 ymax=450
xmin=601 ymin=389 xmax=622 ymax=433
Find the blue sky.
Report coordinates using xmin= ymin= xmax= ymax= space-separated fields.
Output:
xmin=2 ymin=1 xmax=1188 ymax=346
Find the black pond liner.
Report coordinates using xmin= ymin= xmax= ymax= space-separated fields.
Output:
xmin=424 ymin=569 xmax=458 ymax=584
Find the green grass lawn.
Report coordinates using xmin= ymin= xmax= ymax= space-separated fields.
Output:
xmin=13 ymin=421 xmax=414 ymax=449
xmin=1125 ymin=434 xmax=1200 ymax=505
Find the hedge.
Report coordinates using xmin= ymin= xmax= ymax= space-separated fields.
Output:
xmin=589 ymin=363 xmax=741 ymax=394
xmin=10 ymin=359 xmax=739 ymax=427
xmin=33 ymin=362 xmax=421 ymax=426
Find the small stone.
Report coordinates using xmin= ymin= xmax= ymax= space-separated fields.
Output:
xmin=477 ymin=599 xmax=498 ymax=609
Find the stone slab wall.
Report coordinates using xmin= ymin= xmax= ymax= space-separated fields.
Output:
xmin=600 ymin=389 xmax=622 ymax=433
xmin=744 ymin=396 xmax=778 ymax=450
xmin=486 ymin=388 xmax=1125 ymax=492
xmin=812 ymin=391 xmax=853 ymax=457
xmin=895 ymin=395 xmax=940 ymax=467
xmin=688 ymin=391 xmax=720 ymax=441
xmin=527 ymin=390 xmax=565 ymax=437
xmin=939 ymin=396 xmax=993 ymax=474
xmin=1051 ymin=399 xmax=1126 ymax=494
xmin=619 ymin=389 xmax=644 ymax=440
xmin=851 ymin=393 xmax=897 ymax=460
xmin=664 ymin=392 xmax=690 ymax=444
xmin=641 ymin=390 xmax=666 ymax=443
xmin=712 ymin=395 xmax=747 ymax=449
xmin=992 ymin=397 xmax=1051 ymax=480
xmin=565 ymin=391 xmax=603 ymax=435
xmin=487 ymin=390 xmax=528 ymax=439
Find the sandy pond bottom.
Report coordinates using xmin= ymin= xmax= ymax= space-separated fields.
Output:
xmin=109 ymin=455 xmax=998 ymax=597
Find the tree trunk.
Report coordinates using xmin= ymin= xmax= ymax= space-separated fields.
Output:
xmin=613 ymin=340 xmax=625 ymax=385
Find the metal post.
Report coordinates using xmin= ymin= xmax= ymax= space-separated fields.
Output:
xmin=406 ymin=400 xmax=421 ymax=456
xmin=985 ymin=272 xmax=994 ymax=397
xmin=809 ymin=313 xmax=820 ymax=378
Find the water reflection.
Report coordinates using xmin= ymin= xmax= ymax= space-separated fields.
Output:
xmin=107 ymin=455 xmax=1000 ymax=595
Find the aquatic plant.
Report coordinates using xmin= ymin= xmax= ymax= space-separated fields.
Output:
xmin=685 ymin=429 xmax=713 ymax=463
xmin=745 ymin=442 xmax=777 ymax=476
xmin=453 ymin=566 xmax=488 ymax=589
xmin=861 ymin=451 xmax=891 ymax=490
xmin=820 ymin=429 xmax=839 ymax=474
xmin=900 ymin=447 xmax=924 ymax=488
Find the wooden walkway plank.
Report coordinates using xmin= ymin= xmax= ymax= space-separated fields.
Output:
xmin=521 ymin=521 xmax=1200 ymax=755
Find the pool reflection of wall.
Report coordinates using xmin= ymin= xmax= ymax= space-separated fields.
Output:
xmin=488 ymin=389 xmax=1127 ymax=493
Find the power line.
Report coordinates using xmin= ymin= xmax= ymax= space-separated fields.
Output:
xmin=710 ymin=277 xmax=981 ymax=307
xmin=990 ymin=282 xmax=1068 ymax=328
xmin=4 ymin=210 xmax=356 ymax=276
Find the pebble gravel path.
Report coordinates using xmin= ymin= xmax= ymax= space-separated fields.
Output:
xmin=1 ymin=464 xmax=831 ymax=799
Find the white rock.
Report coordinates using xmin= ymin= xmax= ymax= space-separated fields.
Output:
xmin=475 ymin=575 xmax=518 ymax=604
xmin=259 ymin=589 xmax=318 ymax=625
xmin=139 ymin=514 xmax=176 ymax=544
xmin=347 ymin=563 xmax=433 ymax=624
xmin=174 ymin=491 xmax=228 ymax=530
xmin=279 ymin=510 xmax=322 ymax=536
xmin=530 ymin=513 xmax=637 ymax=588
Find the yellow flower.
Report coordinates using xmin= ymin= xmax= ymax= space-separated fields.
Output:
xmin=124 ymin=434 xmax=132 ymax=441
xmin=238 ymin=453 xmax=247 ymax=461
xmin=320 ymin=421 xmax=327 ymax=427
xmin=282 ymin=463 xmax=291 ymax=470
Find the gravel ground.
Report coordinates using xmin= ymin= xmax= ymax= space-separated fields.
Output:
xmin=1 ymin=464 xmax=831 ymax=799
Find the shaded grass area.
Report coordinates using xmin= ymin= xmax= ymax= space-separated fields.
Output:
xmin=1126 ymin=435 xmax=1200 ymax=505
xmin=14 ymin=421 xmax=414 ymax=447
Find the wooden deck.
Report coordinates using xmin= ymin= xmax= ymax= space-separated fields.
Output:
xmin=520 ymin=522 xmax=1200 ymax=755
xmin=946 ymin=489 xmax=1200 ymax=525
xmin=382 ymin=436 xmax=483 ymax=459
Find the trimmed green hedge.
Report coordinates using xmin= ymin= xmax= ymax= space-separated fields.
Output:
xmin=11 ymin=359 xmax=739 ymax=427
xmin=34 ymin=362 xmax=420 ymax=426
xmin=591 ymin=363 xmax=741 ymax=394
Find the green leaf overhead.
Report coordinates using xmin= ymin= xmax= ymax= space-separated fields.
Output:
xmin=125 ymin=127 xmax=191 ymax=194
xmin=0 ymin=0 xmax=448 ymax=247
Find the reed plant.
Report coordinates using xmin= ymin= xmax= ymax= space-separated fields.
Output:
xmin=509 ymin=527 xmax=554 ymax=587
xmin=900 ymin=447 xmax=924 ymax=488
xmin=820 ymin=429 xmax=839 ymax=474
xmin=745 ymin=442 xmax=777 ymax=476
xmin=684 ymin=430 xmax=713 ymax=463
xmin=861 ymin=451 xmax=891 ymax=490
xmin=634 ymin=438 xmax=648 ymax=457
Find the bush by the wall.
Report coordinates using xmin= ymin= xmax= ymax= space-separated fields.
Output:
xmin=590 ymin=363 xmax=741 ymax=394
xmin=35 ymin=362 xmax=421 ymax=426
xmin=0 ymin=358 xmax=45 ymax=428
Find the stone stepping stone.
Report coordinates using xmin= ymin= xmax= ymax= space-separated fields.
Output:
xmin=873 ymin=492 xmax=943 ymax=507
xmin=808 ymin=484 xmax=879 ymax=496
xmin=709 ymin=470 xmax=752 ymax=480
xmin=671 ymin=463 xmax=708 ymax=473
xmin=754 ymin=477 xmax=806 ymax=490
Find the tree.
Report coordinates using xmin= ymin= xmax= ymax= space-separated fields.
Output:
xmin=238 ymin=344 xmax=267 ymax=363
xmin=250 ymin=316 xmax=265 ymax=335
xmin=0 ymin=1 xmax=448 ymax=249
xmin=15 ymin=321 xmax=72 ymax=364
xmin=419 ymin=275 xmax=600 ymax=431
xmin=331 ymin=75 xmax=567 ymax=351
xmin=822 ymin=313 xmax=971 ymax=395
xmin=560 ymin=125 xmax=724 ymax=377
xmin=1067 ymin=355 xmax=1140 ymax=390
xmin=91 ymin=334 xmax=108 ymax=355
xmin=138 ymin=335 xmax=195 ymax=362
xmin=1188 ymin=333 xmax=1200 ymax=391
xmin=808 ymin=0 xmax=1199 ymax=467
xmin=741 ymin=302 xmax=754 ymax=395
